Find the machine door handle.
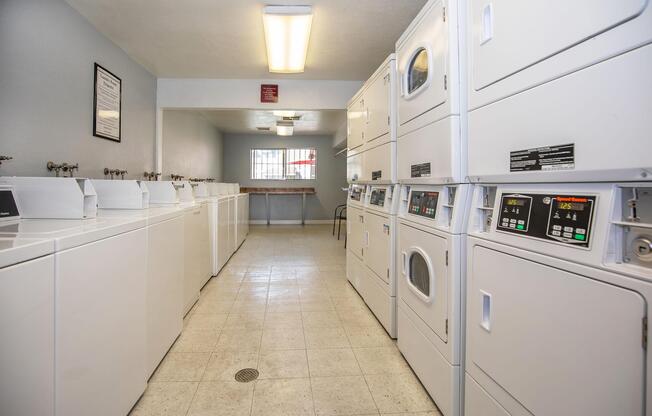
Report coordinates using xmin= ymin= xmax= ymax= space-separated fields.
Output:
xmin=401 ymin=251 xmax=407 ymax=275
xmin=480 ymin=291 xmax=492 ymax=332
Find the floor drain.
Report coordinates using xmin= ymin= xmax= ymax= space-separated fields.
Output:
xmin=234 ymin=368 xmax=259 ymax=383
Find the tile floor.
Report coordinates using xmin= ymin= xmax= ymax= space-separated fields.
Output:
xmin=131 ymin=225 xmax=440 ymax=416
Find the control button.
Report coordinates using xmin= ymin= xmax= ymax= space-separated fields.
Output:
xmin=552 ymin=230 xmax=561 ymax=236
xmin=552 ymin=225 xmax=562 ymax=231
xmin=510 ymin=219 xmax=516 ymax=224
xmin=574 ymin=234 xmax=586 ymax=241
xmin=509 ymin=224 xmax=516 ymax=228
xmin=517 ymin=220 xmax=525 ymax=225
xmin=576 ymin=228 xmax=586 ymax=235
xmin=563 ymin=232 xmax=573 ymax=238
xmin=564 ymin=226 xmax=573 ymax=233
xmin=516 ymin=224 xmax=525 ymax=230
xmin=502 ymin=217 xmax=508 ymax=223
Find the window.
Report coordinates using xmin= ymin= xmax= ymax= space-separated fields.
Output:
xmin=250 ymin=148 xmax=316 ymax=180
xmin=407 ymin=47 xmax=429 ymax=94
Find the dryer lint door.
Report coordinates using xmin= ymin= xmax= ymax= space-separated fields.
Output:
xmin=364 ymin=211 xmax=391 ymax=285
xmin=398 ymin=222 xmax=449 ymax=342
xmin=468 ymin=246 xmax=645 ymax=415
xmin=397 ymin=0 xmax=448 ymax=126
xmin=347 ymin=206 xmax=365 ymax=261
xmin=470 ymin=0 xmax=647 ymax=91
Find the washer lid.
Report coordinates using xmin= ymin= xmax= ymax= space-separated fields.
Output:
xmin=0 ymin=237 xmax=54 ymax=268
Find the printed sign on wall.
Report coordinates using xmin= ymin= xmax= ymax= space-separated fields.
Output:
xmin=261 ymin=84 xmax=279 ymax=103
xmin=93 ymin=63 xmax=122 ymax=142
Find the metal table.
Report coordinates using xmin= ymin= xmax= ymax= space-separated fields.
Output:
xmin=241 ymin=187 xmax=316 ymax=225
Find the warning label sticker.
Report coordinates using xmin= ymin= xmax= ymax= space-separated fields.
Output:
xmin=411 ymin=163 xmax=431 ymax=178
xmin=372 ymin=170 xmax=382 ymax=180
xmin=510 ymin=143 xmax=575 ymax=172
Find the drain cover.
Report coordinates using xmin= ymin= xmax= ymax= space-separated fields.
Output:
xmin=234 ymin=368 xmax=259 ymax=383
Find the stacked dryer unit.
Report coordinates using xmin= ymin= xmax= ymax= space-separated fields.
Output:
xmin=463 ymin=1 xmax=652 ymax=415
xmin=394 ymin=0 xmax=469 ymax=415
xmin=0 ymin=177 xmax=149 ymax=416
xmin=345 ymin=54 xmax=401 ymax=337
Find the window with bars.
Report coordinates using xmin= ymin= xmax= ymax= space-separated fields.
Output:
xmin=250 ymin=148 xmax=316 ymax=180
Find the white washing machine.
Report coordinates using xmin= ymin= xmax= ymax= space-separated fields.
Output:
xmin=396 ymin=0 xmax=467 ymax=184
xmin=235 ymin=190 xmax=250 ymax=249
xmin=94 ymin=180 xmax=185 ymax=380
xmin=0 ymin=186 xmax=55 ymax=416
xmin=0 ymin=178 xmax=148 ymax=416
xmin=396 ymin=183 xmax=471 ymax=416
xmin=191 ymin=181 xmax=216 ymax=286
xmin=361 ymin=184 xmax=400 ymax=337
xmin=346 ymin=184 xmax=367 ymax=292
xmin=464 ymin=183 xmax=652 ymax=415
xmin=466 ymin=0 xmax=652 ymax=183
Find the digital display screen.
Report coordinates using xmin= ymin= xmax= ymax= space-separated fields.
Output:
xmin=370 ymin=190 xmax=386 ymax=207
xmin=505 ymin=198 xmax=527 ymax=207
xmin=557 ymin=202 xmax=585 ymax=211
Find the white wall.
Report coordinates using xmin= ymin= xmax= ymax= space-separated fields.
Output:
xmin=162 ymin=111 xmax=224 ymax=180
xmin=0 ymin=0 xmax=157 ymax=179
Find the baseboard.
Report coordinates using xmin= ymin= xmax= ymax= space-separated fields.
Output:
xmin=249 ymin=219 xmax=341 ymax=225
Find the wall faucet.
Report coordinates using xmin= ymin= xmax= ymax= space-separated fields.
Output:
xmin=0 ymin=155 xmax=13 ymax=165
xmin=170 ymin=174 xmax=185 ymax=181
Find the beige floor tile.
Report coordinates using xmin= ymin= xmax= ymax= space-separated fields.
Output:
xmin=301 ymin=311 xmax=342 ymax=328
xmin=185 ymin=313 xmax=229 ymax=330
xmin=129 ymin=382 xmax=198 ymax=416
xmin=311 ymin=375 xmax=377 ymax=416
xmin=151 ymin=353 xmax=211 ymax=382
xmin=187 ymin=381 xmax=254 ymax=416
xmin=171 ymin=329 xmax=220 ymax=353
xmin=264 ymin=311 xmax=303 ymax=329
xmin=224 ymin=312 xmax=266 ymax=330
xmin=261 ymin=327 xmax=306 ymax=350
xmin=307 ymin=348 xmax=361 ymax=377
xmin=380 ymin=412 xmax=441 ymax=416
xmin=258 ymin=349 xmax=309 ymax=379
xmin=202 ymin=350 xmax=259 ymax=381
xmin=365 ymin=373 xmax=436 ymax=414
xmin=304 ymin=327 xmax=351 ymax=349
xmin=344 ymin=325 xmax=395 ymax=348
xmin=338 ymin=309 xmax=379 ymax=327
xmin=215 ymin=329 xmax=262 ymax=351
xmin=251 ymin=378 xmax=315 ymax=416
xmin=194 ymin=299 xmax=234 ymax=315
xmin=301 ymin=300 xmax=336 ymax=312
xmin=266 ymin=301 xmax=302 ymax=313
xmin=353 ymin=347 xmax=412 ymax=375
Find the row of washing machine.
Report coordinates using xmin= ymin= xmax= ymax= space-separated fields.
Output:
xmin=347 ymin=0 xmax=652 ymax=415
xmin=0 ymin=176 xmax=248 ymax=416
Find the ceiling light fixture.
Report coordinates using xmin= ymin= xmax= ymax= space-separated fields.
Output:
xmin=276 ymin=120 xmax=294 ymax=136
xmin=263 ymin=5 xmax=313 ymax=73
xmin=272 ymin=110 xmax=297 ymax=118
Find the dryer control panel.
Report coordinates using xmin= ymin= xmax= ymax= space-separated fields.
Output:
xmin=369 ymin=189 xmax=386 ymax=207
xmin=408 ymin=191 xmax=439 ymax=219
xmin=497 ymin=193 xmax=595 ymax=247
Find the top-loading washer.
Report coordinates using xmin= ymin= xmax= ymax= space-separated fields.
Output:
xmin=0 ymin=185 xmax=56 ymax=416
xmin=233 ymin=183 xmax=250 ymax=249
xmin=396 ymin=183 xmax=471 ymax=416
xmin=190 ymin=180 xmax=216 ymax=286
xmin=0 ymin=177 xmax=148 ymax=416
xmin=466 ymin=0 xmax=652 ymax=183
xmin=207 ymin=182 xmax=233 ymax=274
xmin=464 ymin=182 xmax=652 ymax=415
xmin=360 ymin=184 xmax=401 ymax=337
xmin=396 ymin=0 xmax=467 ymax=184
xmin=346 ymin=183 xmax=368 ymax=292
xmin=93 ymin=179 xmax=185 ymax=380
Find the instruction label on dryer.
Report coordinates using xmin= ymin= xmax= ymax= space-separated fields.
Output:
xmin=510 ymin=143 xmax=575 ymax=172
xmin=411 ymin=163 xmax=431 ymax=178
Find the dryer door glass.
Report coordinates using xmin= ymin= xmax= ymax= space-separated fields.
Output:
xmin=408 ymin=252 xmax=430 ymax=296
xmin=407 ymin=48 xmax=429 ymax=95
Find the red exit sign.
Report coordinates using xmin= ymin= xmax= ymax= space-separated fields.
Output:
xmin=260 ymin=84 xmax=278 ymax=103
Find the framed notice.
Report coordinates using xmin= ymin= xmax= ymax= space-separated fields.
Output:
xmin=93 ymin=63 xmax=122 ymax=142
xmin=260 ymin=84 xmax=278 ymax=103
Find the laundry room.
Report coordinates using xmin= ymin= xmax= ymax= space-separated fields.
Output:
xmin=1 ymin=0 xmax=651 ymax=416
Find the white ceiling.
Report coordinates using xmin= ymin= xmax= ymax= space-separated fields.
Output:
xmin=65 ymin=0 xmax=427 ymax=80
xmin=197 ymin=109 xmax=346 ymax=135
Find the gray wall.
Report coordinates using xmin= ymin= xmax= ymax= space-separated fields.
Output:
xmin=0 ymin=0 xmax=157 ymax=179
xmin=222 ymin=134 xmax=348 ymax=222
xmin=162 ymin=111 xmax=224 ymax=180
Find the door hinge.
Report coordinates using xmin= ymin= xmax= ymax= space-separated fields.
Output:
xmin=443 ymin=7 xmax=446 ymax=22
xmin=444 ymin=75 xmax=448 ymax=90
xmin=387 ymin=115 xmax=390 ymax=125
xmin=361 ymin=248 xmax=364 ymax=257
xmin=445 ymin=250 xmax=449 ymax=266
xmin=445 ymin=319 xmax=449 ymax=335
xmin=643 ymin=317 xmax=648 ymax=350
xmin=387 ymin=268 xmax=390 ymax=279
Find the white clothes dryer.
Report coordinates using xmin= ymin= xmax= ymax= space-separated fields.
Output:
xmin=464 ymin=183 xmax=652 ymax=415
xmin=346 ymin=184 xmax=368 ymax=291
xmin=396 ymin=0 xmax=468 ymax=184
xmin=466 ymin=0 xmax=652 ymax=183
xmin=396 ymin=183 xmax=471 ymax=416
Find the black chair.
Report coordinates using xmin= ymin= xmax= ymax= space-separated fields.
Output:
xmin=338 ymin=206 xmax=347 ymax=244
xmin=332 ymin=204 xmax=347 ymax=235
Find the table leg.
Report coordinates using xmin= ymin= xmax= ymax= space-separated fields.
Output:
xmin=266 ymin=193 xmax=270 ymax=226
xmin=301 ymin=192 xmax=306 ymax=226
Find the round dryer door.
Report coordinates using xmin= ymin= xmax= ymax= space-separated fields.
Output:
xmin=407 ymin=48 xmax=429 ymax=95
xmin=408 ymin=250 xmax=431 ymax=297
